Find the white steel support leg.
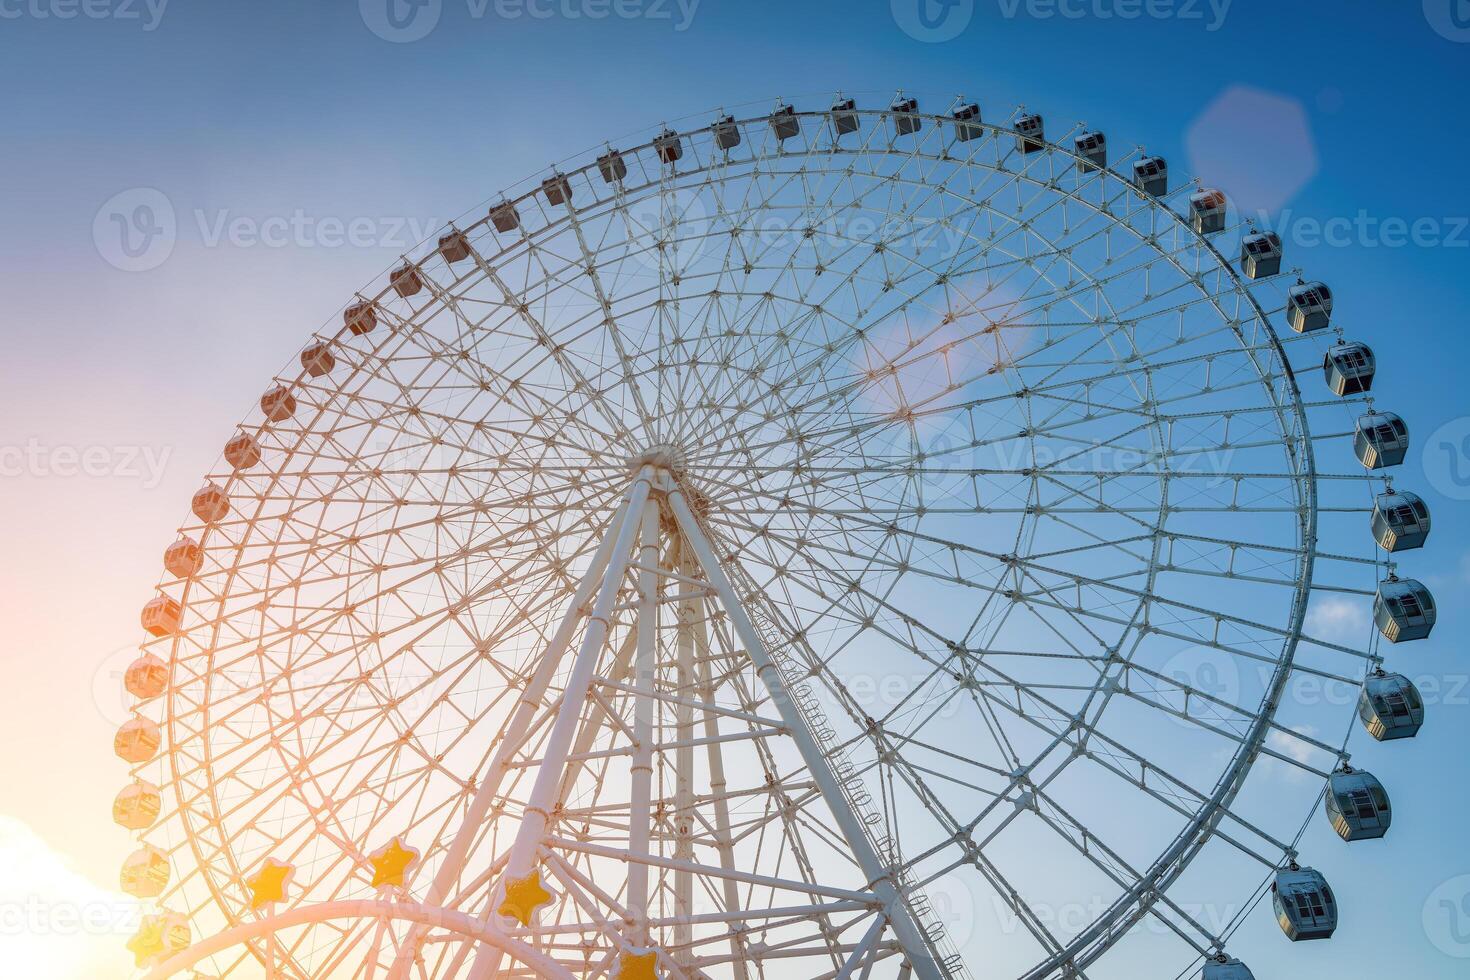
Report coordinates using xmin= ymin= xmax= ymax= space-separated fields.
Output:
xmin=625 ymin=496 xmax=662 ymax=942
xmin=665 ymin=480 xmax=946 ymax=980
xmin=467 ymin=465 xmax=656 ymax=980
xmin=388 ymin=492 xmax=637 ymax=979
xmin=671 ymin=538 xmax=697 ymax=967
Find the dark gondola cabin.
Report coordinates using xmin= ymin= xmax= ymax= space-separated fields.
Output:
xmin=891 ymin=97 xmax=921 ymax=136
xmin=1323 ymin=341 xmax=1374 ymax=396
xmin=1272 ymin=866 xmax=1337 ymax=941
xmin=1371 ymin=489 xmax=1430 ymax=552
xmin=712 ymin=115 xmax=741 ymax=150
xmin=1358 ymin=670 xmax=1424 ymax=741
xmin=1015 ymin=113 xmax=1045 ymax=153
xmin=1374 ymin=577 xmax=1436 ymax=642
xmin=770 ymin=105 xmax=799 ymax=141
xmin=597 ymin=149 xmax=628 ymax=183
xmin=438 ymin=229 xmax=471 ymax=263
xmin=1354 ymin=412 xmax=1409 ymax=469
xmin=1074 ymin=131 xmax=1106 ymax=171
xmin=831 ymin=98 xmax=859 ymax=135
xmin=952 ymin=102 xmax=982 ymax=142
xmin=1240 ymin=232 xmax=1282 ymax=279
xmin=1190 ymin=189 xmax=1227 ymax=234
xmin=1287 ymin=281 xmax=1332 ymax=332
xmin=1132 ymin=155 xmax=1168 ymax=196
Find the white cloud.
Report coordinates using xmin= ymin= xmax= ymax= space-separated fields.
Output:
xmin=0 ymin=815 xmax=137 ymax=978
xmin=1305 ymin=596 xmax=1369 ymax=641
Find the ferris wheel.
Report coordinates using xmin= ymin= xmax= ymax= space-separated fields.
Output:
xmin=112 ymin=92 xmax=1437 ymax=980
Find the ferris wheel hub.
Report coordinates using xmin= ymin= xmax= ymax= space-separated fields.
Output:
xmin=625 ymin=443 xmax=688 ymax=476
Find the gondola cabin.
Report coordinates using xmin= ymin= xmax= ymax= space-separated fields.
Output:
xmin=121 ymin=845 xmax=170 ymax=899
xmin=390 ymin=263 xmax=423 ymax=298
xmin=113 ymin=780 xmax=162 ymax=831
xmin=1202 ymin=957 xmax=1255 ymax=980
xmin=541 ymin=173 xmax=572 ymax=206
xmin=224 ymin=433 xmax=260 ymax=471
xmin=952 ymin=102 xmax=982 ymax=142
xmin=1287 ymin=281 xmax=1332 ymax=332
xmin=163 ymin=537 xmax=201 ymax=578
xmin=345 ymin=301 xmax=376 ymax=335
xmin=1375 ymin=577 xmax=1436 ymax=642
xmin=1015 ymin=113 xmax=1045 ymax=153
xmin=1190 ymin=189 xmax=1227 ymax=234
xmin=438 ymin=230 xmax=471 ymax=263
xmin=301 ymin=341 xmax=335 ymax=378
xmin=490 ymin=202 xmax=519 ymax=233
xmin=1240 ymin=232 xmax=1283 ymax=279
xmin=1272 ymin=866 xmax=1337 ymax=941
xmin=712 ymin=115 xmax=741 ymax=150
xmin=192 ymin=483 xmax=229 ymax=523
xmin=1132 ymin=156 xmax=1168 ymax=196
xmin=1358 ymin=670 xmax=1424 ymax=741
xmin=1354 ymin=412 xmax=1409 ymax=469
xmin=597 ymin=149 xmax=628 ymax=183
xmin=260 ymin=386 xmax=296 ymax=422
xmin=140 ymin=596 xmax=182 ymax=637
xmin=831 ymin=98 xmax=859 ymax=135
xmin=1371 ymin=489 xmax=1430 ymax=552
xmin=770 ymin=105 xmax=799 ymax=141
xmin=1324 ymin=767 xmax=1392 ymax=841
xmin=1074 ymin=131 xmax=1106 ymax=171
xmin=654 ymin=129 xmax=683 ymax=164
xmin=891 ymin=97 xmax=921 ymax=136
xmin=114 ymin=717 xmax=162 ymax=764
xmin=125 ymin=653 xmax=168 ymax=700
xmin=1323 ymin=341 xmax=1374 ymax=396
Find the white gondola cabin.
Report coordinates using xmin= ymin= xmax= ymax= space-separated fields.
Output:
xmin=192 ymin=482 xmax=229 ymax=523
xmin=121 ymin=845 xmax=170 ymax=899
xmin=125 ymin=653 xmax=168 ymax=700
xmin=1132 ymin=156 xmax=1168 ymax=196
xmin=952 ymin=102 xmax=982 ymax=142
xmin=490 ymin=202 xmax=519 ymax=233
xmin=1324 ymin=767 xmax=1391 ymax=841
xmin=1202 ymin=957 xmax=1255 ymax=980
xmin=301 ymin=341 xmax=335 ymax=378
xmin=1272 ymin=866 xmax=1337 ymax=941
xmin=1240 ymin=232 xmax=1283 ymax=278
xmin=712 ymin=115 xmax=741 ymax=150
xmin=140 ymin=596 xmax=182 ymax=637
xmin=261 ymin=386 xmax=296 ymax=422
xmin=114 ymin=717 xmax=162 ymax=764
xmin=1015 ymin=113 xmax=1045 ymax=153
xmin=1372 ymin=489 xmax=1430 ymax=552
xmin=1375 ymin=577 xmax=1436 ymax=642
xmin=597 ymin=149 xmax=627 ymax=183
xmin=1323 ymin=341 xmax=1374 ymax=396
xmin=345 ymin=301 xmax=376 ymax=335
xmin=654 ymin=129 xmax=683 ymax=164
xmin=1287 ymin=281 xmax=1332 ymax=332
xmin=113 ymin=780 xmax=162 ymax=831
xmin=224 ymin=432 xmax=260 ymax=471
xmin=1074 ymin=131 xmax=1106 ymax=171
xmin=831 ymin=98 xmax=859 ymax=135
xmin=1190 ymin=189 xmax=1228 ymax=234
xmin=891 ymin=97 xmax=921 ymax=136
xmin=1358 ymin=669 xmax=1424 ymax=741
xmin=438 ymin=229 xmax=471 ymax=263
xmin=1354 ymin=412 xmax=1409 ymax=469
xmin=133 ymin=913 xmax=190 ymax=965
xmin=770 ymin=104 xmax=799 ymax=141
xmin=390 ymin=263 xmax=423 ymax=298
xmin=163 ymin=536 xmax=201 ymax=578
xmin=542 ymin=173 xmax=572 ymax=206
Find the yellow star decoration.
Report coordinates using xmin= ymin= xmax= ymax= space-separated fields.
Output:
xmin=497 ymin=869 xmax=554 ymax=926
xmin=245 ymin=857 xmax=294 ymax=910
xmin=612 ymin=948 xmax=661 ymax=980
xmin=126 ymin=912 xmax=189 ymax=967
xmin=368 ymin=836 xmax=420 ymax=889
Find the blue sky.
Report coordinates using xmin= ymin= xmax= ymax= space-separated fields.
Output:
xmin=0 ymin=1 xmax=1466 ymax=976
